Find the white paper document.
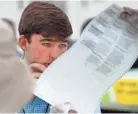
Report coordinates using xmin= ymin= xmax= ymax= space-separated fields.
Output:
xmin=34 ymin=4 xmax=138 ymax=113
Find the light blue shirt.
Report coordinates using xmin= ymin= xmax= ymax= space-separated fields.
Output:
xmin=20 ymin=96 xmax=50 ymax=113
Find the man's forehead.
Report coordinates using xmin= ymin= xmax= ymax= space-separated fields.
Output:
xmin=40 ymin=37 xmax=69 ymax=42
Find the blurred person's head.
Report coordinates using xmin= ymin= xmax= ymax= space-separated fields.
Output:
xmin=0 ymin=19 xmax=16 ymax=57
xmin=68 ymin=17 xmax=95 ymax=49
xmin=18 ymin=1 xmax=73 ymax=66
xmin=80 ymin=17 xmax=95 ymax=34
xmin=2 ymin=18 xmax=16 ymax=37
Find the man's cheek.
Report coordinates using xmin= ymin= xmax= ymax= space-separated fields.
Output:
xmin=62 ymin=49 xmax=68 ymax=54
xmin=34 ymin=51 xmax=48 ymax=63
xmin=29 ymin=50 xmax=42 ymax=63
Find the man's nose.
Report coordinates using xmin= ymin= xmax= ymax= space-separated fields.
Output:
xmin=49 ymin=47 xmax=62 ymax=61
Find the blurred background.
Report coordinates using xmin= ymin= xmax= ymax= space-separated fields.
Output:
xmin=1 ymin=0 xmax=138 ymax=113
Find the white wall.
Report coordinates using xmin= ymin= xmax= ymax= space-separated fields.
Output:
xmin=0 ymin=1 xmax=30 ymax=37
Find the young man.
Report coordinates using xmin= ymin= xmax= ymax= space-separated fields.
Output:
xmin=18 ymin=1 xmax=138 ymax=113
xmin=18 ymin=1 xmax=75 ymax=113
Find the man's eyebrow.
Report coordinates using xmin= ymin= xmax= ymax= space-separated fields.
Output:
xmin=40 ymin=38 xmax=69 ymax=43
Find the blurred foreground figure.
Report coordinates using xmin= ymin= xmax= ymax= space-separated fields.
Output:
xmin=0 ymin=19 xmax=33 ymax=113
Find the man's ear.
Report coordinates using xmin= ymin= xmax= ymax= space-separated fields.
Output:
xmin=18 ymin=35 xmax=28 ymax=52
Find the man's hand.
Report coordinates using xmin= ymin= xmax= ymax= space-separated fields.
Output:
xmin=29 ymin=63 xmax=46 ymax=99
xmin=50 ymin=102 xmax=77 ymax=114
xmin=120 ymin=7 xmax=138 ymax=28
xmin=29 ymin=63 xmax=46 ymax=79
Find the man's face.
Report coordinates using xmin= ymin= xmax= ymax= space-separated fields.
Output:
xmin=19 ymin=34 xmax=69 ymax=68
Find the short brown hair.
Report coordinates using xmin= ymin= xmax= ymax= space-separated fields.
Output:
xmin=18 ymin=1 xmax=73 ymax=42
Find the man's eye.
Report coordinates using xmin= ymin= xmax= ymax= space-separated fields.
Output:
xmin=59 ymin=44 xmax=68 ymax=48
xmin=42 ymin=43 xmax=51 ymax=47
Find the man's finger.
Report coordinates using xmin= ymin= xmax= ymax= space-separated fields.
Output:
xmin=123 ymin=7 xmax=134 ymax=15
xmin=120 ymin=7 xmax=138 ymax=21
xmin=120 ymin=12 xmax=129 ymax=20
xmin=30 ymin=63 xmax=46 ymax=73
xmin=123 ymin=7 xmax=138 ymax=15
